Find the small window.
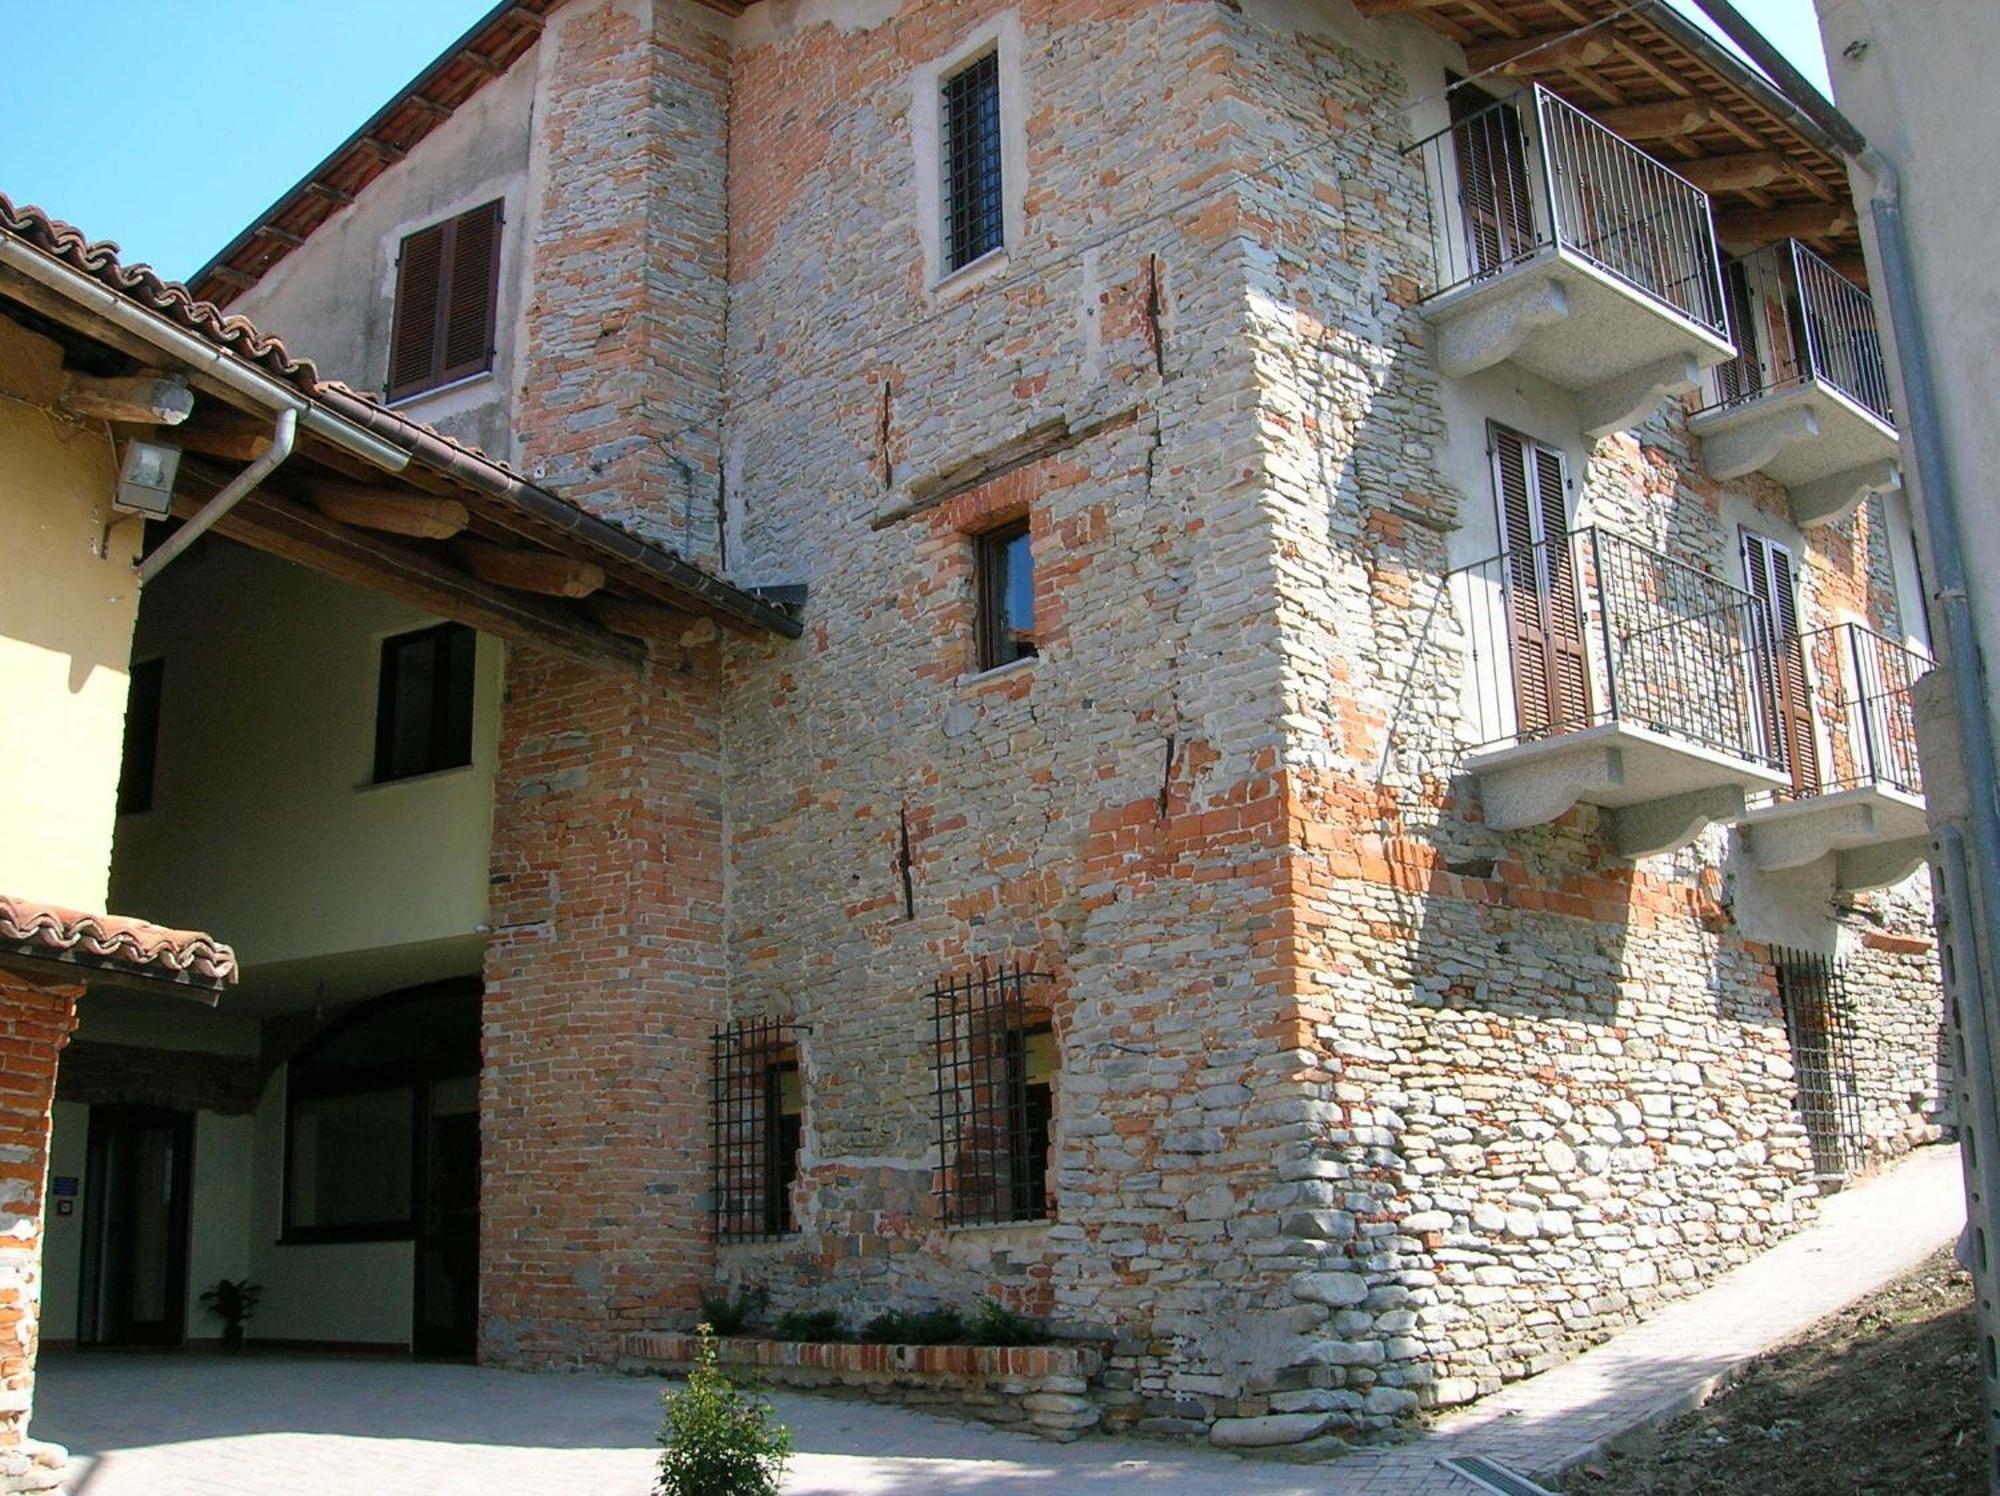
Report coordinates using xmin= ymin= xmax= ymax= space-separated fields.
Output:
xmin=117 ymin=657 xmax=164 ymax=814
xmin=711 ymin=1018 xmax=804 ymax=1243
xmin=374 ymin=623 xmax=477 ymax=784
xmin=387 ymin=199 xmax=503 ymax=401
xmin=932 ymin=962 xmax=1054 ymax=1226
xmin=941 ymin=51 xmax=1005 ymax=273
xmin=975 ymin=519 xmax=1036 ymax=672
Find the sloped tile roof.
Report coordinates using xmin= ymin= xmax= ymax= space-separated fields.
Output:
xmin=0 ymin=896 xmax=237 ymax=989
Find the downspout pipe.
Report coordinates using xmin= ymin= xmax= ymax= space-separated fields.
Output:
xmin=136 ymin=407 xmax=297 ymax=585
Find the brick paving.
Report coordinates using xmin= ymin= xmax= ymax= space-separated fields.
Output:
xmin=33 ymin=1143 xmax=1963 ymax=1495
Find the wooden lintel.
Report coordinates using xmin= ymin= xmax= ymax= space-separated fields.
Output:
xmin=1464 ymin=31 xmax=1615 ymax=75
xmin=1591 ymin=99 xmax=1715 ymax=140
xmin=308 ymin=482 xmax=470 ymax=540
xmin=1716 ymin=203 xmax=1857 ymax=247
xmin=169 ymin=477 xmax=638 ymax=671
xmin=589 ymin=596 xmax=697 ymax=642
xmin=1674 ymin=151 xmax=1788 ymax=193
xmin=61 ymin=372 xmax=194 ymax=426
xmin=456 ymin=539 xmax=607 ymax=599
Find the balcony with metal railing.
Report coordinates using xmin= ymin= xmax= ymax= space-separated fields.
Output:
xmin=1451 ymin=526 xmax=1791 ymax=857
xmin=1734 ymin=622 xmax=1931 ymax=890
xmin=1407 ymin=84 xmax=1736 ymax=436
xmin=1691 ymin=241 xmax=1902 ymax=527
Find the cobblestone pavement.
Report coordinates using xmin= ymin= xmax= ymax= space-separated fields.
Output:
xmin=37 ymin=1144 xmax=1962 ymax=1496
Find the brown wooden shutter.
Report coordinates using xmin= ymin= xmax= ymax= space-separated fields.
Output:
xmin=387 ymin=201 xmax=501 ymax=401
xmin=1742 ymin=529 xmax=1820 ymax=792
xmin=388 ymin=221 xmax=447 ymax=400
xmin=1496 ymin=426 xmax=1588 ymax=740
xmin=1451 ymin=85 xmax=1536 ymax=278
xmin=440 ymin=200 xmax=502 ymax=383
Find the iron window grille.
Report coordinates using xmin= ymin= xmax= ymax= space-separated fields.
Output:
xmin=941 ymin=50 xmax=1005 ymax=273
xmin=931 ymin=961 xmax=1054 ymax=1227
xmin=974 ymin=518 xmax=1036 ymax=671
xmin=710 ymin=1018 xmax=805 ymax=1243
xmin=1774 ymin=947 xmax=1867 ymax=1183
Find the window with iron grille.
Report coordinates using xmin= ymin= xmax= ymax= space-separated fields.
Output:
xmin=711 ymin=1018 xmax=804 ymax=1242
xmin=387 ymin=199 xmax=503 ymax=401
xmin=974 ymin=518 xmax=1036 ymax=671
xmin=1774 ymin=948 xmax=1866 ymax=1182
xmin=931 ymin=962 xmax=1054 ymax=1226
xmin=940 ymin=50 xmax=1005 ymax=274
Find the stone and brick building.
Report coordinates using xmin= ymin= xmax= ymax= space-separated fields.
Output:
xmin=17 ymin=0 xmax=1951 ymax=1453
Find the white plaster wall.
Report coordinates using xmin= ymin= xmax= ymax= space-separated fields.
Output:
xmin=223 ymin=40 xmax=540 ymax=462
xmin=1815 ymin=0 xmax=1996 ymax=719
xmin=108 ymin=540 xmax=501 ymax=976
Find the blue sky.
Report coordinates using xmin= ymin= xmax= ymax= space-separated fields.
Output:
xmin=0 ymin=0 xmax=1835 ymax=284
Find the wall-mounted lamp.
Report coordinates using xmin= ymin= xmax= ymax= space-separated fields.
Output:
xmin=114 ymin=439 xmax=183 ymax=519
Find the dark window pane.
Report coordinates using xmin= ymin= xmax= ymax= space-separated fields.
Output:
xmin=288 ymin=1086 xmax=413 ymax=1231
xmin=976 ymin=520 xmax=1035 ymax=672
xmin=117 ymin=658 xmax=164 ymax=814
xmin=942 ymin=52 xmax=1004 ymax=272
xmin=374 ymin=624 xmax=477 ymax=783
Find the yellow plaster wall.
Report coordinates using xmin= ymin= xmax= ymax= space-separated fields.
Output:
xmin=0 ymin=397 xmax=141 ymax=912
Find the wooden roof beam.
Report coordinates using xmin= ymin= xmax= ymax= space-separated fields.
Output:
xmin=308 ymin=481 xmax=470 ymax=540
xmin=1591 ymin=98 xmax=1715 ymax=140
xmin=1464 ymin=31 xmax=1616 ymax=76
xmin=61 ymin=372 xmax=193 ymax=426
xmin=456 ymin=540 xmax=606 ymax=599
xmin=1716 ymin=202 xmax=1857 ymax=248
xmin=1352 ymin=0 xmax=1459 ymax=13
xmin=1674 ymin=151 xmax=1789 ymax=193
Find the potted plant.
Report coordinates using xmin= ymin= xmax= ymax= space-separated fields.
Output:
xmin=199 ymin=1278 xmax=262 ymax=1350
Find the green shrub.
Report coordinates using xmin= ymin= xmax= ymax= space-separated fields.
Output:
xmin=697 ymin=1286 xmax=766 ymax=1337
xmin=657 ymin=1324 xmax=790 ymax=1496
xmin=860 ymin=1306 xmax=965 ymax=1345
xmin=966 ymin=1297 xmax=1044 ymax=1347
xmin=773 ymin=1307 xmax=846 ymax=1342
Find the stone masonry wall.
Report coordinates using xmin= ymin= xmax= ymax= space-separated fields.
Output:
xmin=1227 ymin=0 xmax=1943 ymax=1421
xmin=0 ymin=974 xmax=79 ymax=1493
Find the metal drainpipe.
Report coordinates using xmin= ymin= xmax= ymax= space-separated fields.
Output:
xmin=136 ymin=407 xmax=297 ymax=585
xmin=1684 ymin=3 xmax=2000 ymax=1485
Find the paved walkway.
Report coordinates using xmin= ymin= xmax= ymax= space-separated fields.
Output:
xmin=36 ymin=1144 xmax=1963 ymax=1496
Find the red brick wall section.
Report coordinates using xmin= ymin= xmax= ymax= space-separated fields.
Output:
xmin=515 ymin=0 xmax=730 ymax=570
xmin=0 ymin=972 xmax=79 ymax=1492
xmin=480 ymin=630 xmax=729 ymax=1367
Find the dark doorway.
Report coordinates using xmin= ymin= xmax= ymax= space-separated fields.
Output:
xmin=414 ymin=1075 xmax=479 ymax=1358
xmin=79 ymin=1106 xmax=192 ymax=1346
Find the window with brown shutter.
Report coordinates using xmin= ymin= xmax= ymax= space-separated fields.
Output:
xmin=1492 ymin=424 xmax=1589 ymax=739
xmin=1741 ymin=528 xmax=1820 ymax=794
xmin=387 ymin=200 xmax=502 ymax=402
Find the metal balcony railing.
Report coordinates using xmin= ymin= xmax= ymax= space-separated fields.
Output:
xmin=1451 ymin=526 xmax=1785 ymax=770
xmin=1407 ymin=83 xmax=1730 ymax=338
xmin=1794 ymin=621 xmax=1928 ymax=798
xmin=1712 ymin=241 xmax=1896 ymax=426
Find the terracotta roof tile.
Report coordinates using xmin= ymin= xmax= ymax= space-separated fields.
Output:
xmin=0 ymin=896 xmax=237 ymax=989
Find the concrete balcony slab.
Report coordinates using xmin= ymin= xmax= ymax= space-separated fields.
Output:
xmin=1422 ymin=248 xmax=1735 ymax=436
xmin=1737 ymin=783 xmax=1930 ymax=889
xmin=1469 ymin=721 xmax=1789 ymax=857
xmin=1689 ymin=381 xmax=1901 ymax=528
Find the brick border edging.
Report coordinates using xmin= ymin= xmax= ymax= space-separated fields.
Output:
xmin=619 ymin=1332 xmax=1104 ymax=1441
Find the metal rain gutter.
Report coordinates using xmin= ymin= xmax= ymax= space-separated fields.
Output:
xmin=136 ymin=407 xmax=297 ymax=585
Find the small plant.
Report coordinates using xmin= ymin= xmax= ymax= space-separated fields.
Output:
xmin=199 ymin=1278 xmax=262 ymax=1349
xmin=773 ymin=1307 xmax=846 ymax=1342
xmin=966 ymin=1297 xmax=1044 ymax=1347
xmin=860 ymin=1305 xmax=965 ymax=1345
xmin=657 ymin=1324 xmax=791 ymax=1496
xmin=698 ymin=1286 xmax=767 ymax=1337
